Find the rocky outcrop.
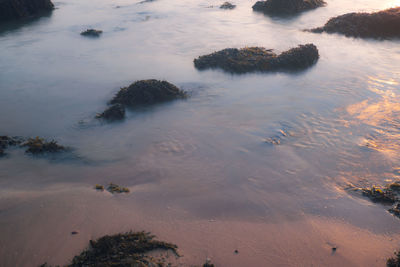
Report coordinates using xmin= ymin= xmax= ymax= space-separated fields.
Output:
xmin=252 ymin=0 xmax=325 ymax=16
xmin=194 ymin=44 xmax=319 ymax=74
xmin=0 ymin=0 xmax=54 ymax=22
xmin=310 ymin=7 xmax=400 ymax=39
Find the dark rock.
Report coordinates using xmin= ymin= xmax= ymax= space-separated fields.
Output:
xmin=252 ymin=0 xmax=325 ymax=16
xmin=310 ymin=7 xmax=400 ymax=39
xmin=21 ymin=137 xmax=66 ymax=154
xmin=0 ymin=148 xmax=4 ymax=157
xmin=220 ymin=2 xmax=236 ymax=9
xmin=96 ymin=103 xmax=125 ymax=121
xmin=109 ymin=79 xmax=187 ymax=107
xmin=194 ymin=44 xmax=319 ymax=74
xmin=69 ymin=231 xmax=178 ymax=267
xmin=71 ymin=231 xmax=79 ymax=235
xmin=0 ymin=0 xmax=54 ymax=22
xmin=80 ymin=29 xmax=102 ymax=37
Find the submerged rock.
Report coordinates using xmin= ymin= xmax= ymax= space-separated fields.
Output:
xmin=21 ymin=137 xmax=66 ymax=154
xmin=0 ymin=148 xmax=4 ymax=157
xmin=252 ymin=0 xmax=325 ymax=16
xmin=220 ymin=2 xmax=236 ymax=9
xmin=109 ymin=79 xmax=187 ymax=107
xmin=194 ymin=44 xmax=319 ymax=74
xmin=80 ymin=29 xmax=103 ymax=37
xmin=0 ymin=0 xmax=54 ymax=22
xmin=96 ymin=103 xmax=125 ymax=121
xmin=69 ymin=231 xmax=178 ymax=266
xmin=310 ymin=7 xmax=400 ymax=39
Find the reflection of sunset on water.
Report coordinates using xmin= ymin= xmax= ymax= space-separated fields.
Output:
xmin=347 ymin=75 xmax=400 ymax=158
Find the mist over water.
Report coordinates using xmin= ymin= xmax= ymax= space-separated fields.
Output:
xmin=1 ymin=0 xmax=400 ymax=266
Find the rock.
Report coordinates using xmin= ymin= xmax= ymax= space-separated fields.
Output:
xmin=0 ymin=148 xmax=4 ymax=157
xmin=80 ymin=29 xmax=102 ymax=37
xmin=71 ymin=231 xmax=79 ymax=235
xmin=96 ymin=103 xmax=125 ymax=121
xmin=252 ymin=0 xmax=325 ymax=16
xmin=220 ymin=2 xmax=236 ymax=9
xmin=21 ymin=136 xmax=66 ymax=154
xmin=109 ymin=79 xmax=187 ymax=107
xmin=0 ymin=0 xmax=54 ymax=22
xmin=194 ymin=44 xmax=319 ymax=74
xmin=69 ymin=231 xmax=178 ymax=266
xmin=389 ymin=203 xmax=400 ymax=218
xmin=310 ymin=7 xmax=400 ymax=39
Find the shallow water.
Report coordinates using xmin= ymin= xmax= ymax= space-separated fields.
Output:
xmin=1 ymin=0 xmax=400 ymax=266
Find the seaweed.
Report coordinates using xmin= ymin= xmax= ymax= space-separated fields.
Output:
xmin=252 ymin=0 xmax=325 ymax=16
xmin=310 ymin=7 xmax=400 ymax=39
xmin=220 ymin=2 xmax=236 ymax=9
xmin=69 ymin=231 xmax=178 ymax=267
xmin=21 ymin=137 xmax=66 ymax=154
xmin=107 ymin=183 xmax=130 ymax=194
xmin=94 ymin=184 xmax=105 ymax=191
xmin=194 ymin=44 xmax=319 ymax=74
xmin=361 ymin=186 xmax=397 ymax=204
xmin=80 ymin=29 xmax=103 ymax=37
xmin=387 ymin=250 xmax=400 ymax=267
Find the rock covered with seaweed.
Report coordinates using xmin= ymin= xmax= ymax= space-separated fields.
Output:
xmin=220 ymin=2 xmax=236 ymax=9
xmin=194 ymin=44 xmax=319 ymax=74
xmin=0 ymin=135 xmax=67 ymax=156
xmin=96 ymin=103 xmax=125 ymax=121
xmin=80 ymin=29 xmax=103 ymax=37
xmin=97 ymin=80 xmax=187 ymax=121
xmin=310 ymin=7 xmax=400 ymax=39
xmin=110 ymin=80 xmax=187 ymax=107
xmin=68 ymin=231 xmax=178 ymax=267
xmin=252 ymin=0 xmax=325 ymax=16
xmin=0 ymin=0 xmax=54 ymax=22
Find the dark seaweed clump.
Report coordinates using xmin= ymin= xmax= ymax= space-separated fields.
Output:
xmin=0 ymin=0 xmax=54 ymax=22
xmin=21 ymin=137 xmax=66 ymax=154
xmin=361 ymin=186 xmax=398 ymax=204
xmin=69 ymin=231 xmax=178 ymax=267
xmin=387 ymin=250 xmax=400 ymax=267
xmin=350 ymin=182 xmax=400 ymax=219
xmin=107 ymin=183 xmax=130 ymax=194
xmin=109 ymin=79 xmax=187 ymax=107
xmin=96 ymin=103 xmax=125 ymax=121
xmin=80 ymin=29 xmax=103 ymax=37
xmin=252 ymin=0 xmax=325 ymax=16
xmin=310 ymin=7 xmax=400 ymax=39
xmin=220 ymin=2 xmax=236 ymax=9
xmin=194 ymin=44 xmax=319 ymax=74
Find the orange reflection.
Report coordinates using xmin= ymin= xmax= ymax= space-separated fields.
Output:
xmin=347 ymin=75 xmax=400 ymax=158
